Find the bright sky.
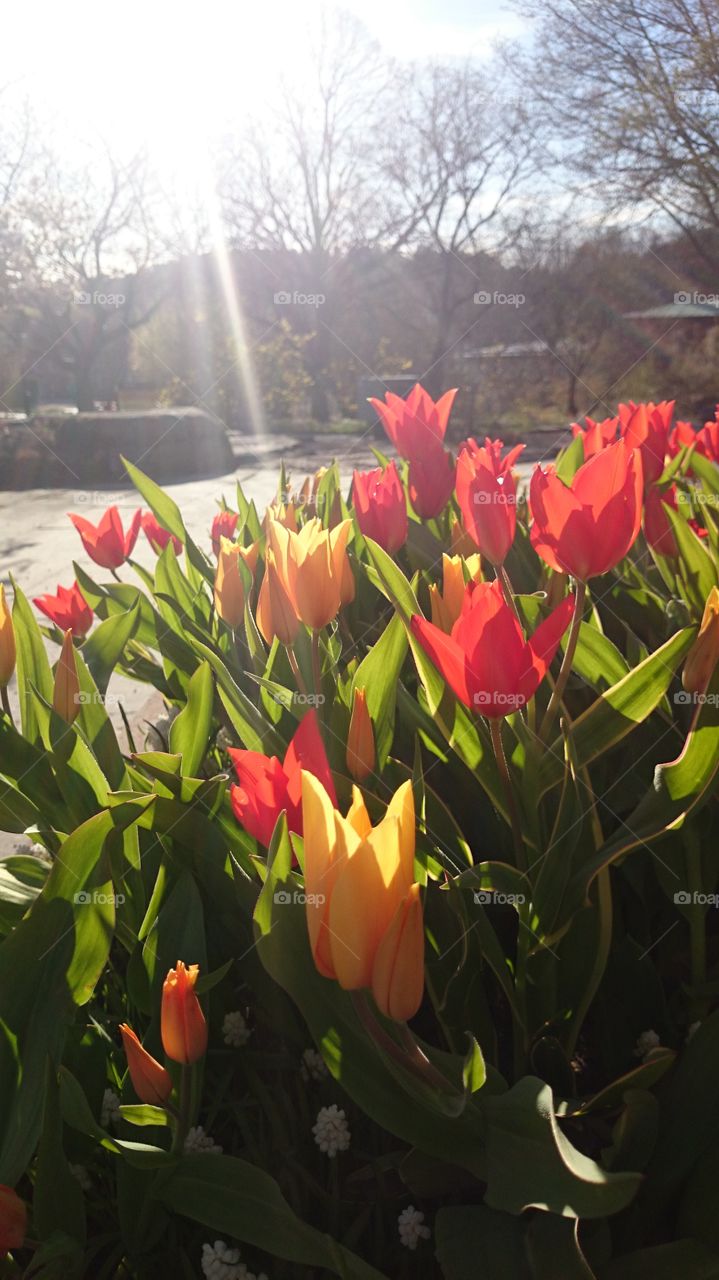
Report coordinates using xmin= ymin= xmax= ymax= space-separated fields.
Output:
xmin=6 ymin=0 xmax=525 ymax=182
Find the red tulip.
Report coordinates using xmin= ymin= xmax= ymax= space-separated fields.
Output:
xmin=668 ymin=420 xmax=696 ymax=456
xmin=644 ymin=485 xmax=678 ymax=558
xmin=0 ymin=1184 xmax=26 ymax=1253
xmin=369 ymin=383 xmax=457 ymax=459
xmin=529 ymin=437 xmax=643 ymax=580
xmin=161 ymin=962 xmax=208 ymax=1065
xmin=229 ymin=709 xmax=336 ymax=846
xmin=411 ymin=579 xmax=574 ymax=718
xmin=455 ymin=437 xmax=524 ymax=565
xmin=142 ymin=511 xmax=183 ymax=555
xmin=695 ymin=411 xmax=719 ymax=464
xmin=407 ymin=441 xmax=456 ymax=519
xmin=620 ymin=400 xmax=674 ymax=486
xmin=352 ymin=462 xmax=407 ymax=553
xmin=34 ymin=581 xmax=93 ymax=637
xmin=211 ymin=509 xmax=239 ymax=556
xmin=571 ymin=415 xmax=619 ymax=458
xmin=68 ymin=505 xmax=142 ymax=569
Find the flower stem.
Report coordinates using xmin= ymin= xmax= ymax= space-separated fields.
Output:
xmin=286 ymin=645 xmax=308 ymax=696
xmin=539 ymin=579 xmax=586 ymax=741
xmin=498 ymin=565 xmax=522 ymax=623
xmin=350 ymin=991 xmax=455 ymax=1095
xmin=0 ymin=684 xmax=12 ymax=723
xmin=489 ymin=717 xmax=526 ymax=871
xmin=311 ymin=629 xmax=322 ymax=701
xmin=170 ymin=1064 xmax=192 ymax=1156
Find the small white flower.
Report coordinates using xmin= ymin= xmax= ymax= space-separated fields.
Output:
xmin=312 ymin=1104 xmax=350 ymax=1157
xmin=398 ymin=1205 xmax=431 ymax=1250
xmin=634 ymin=1029 xmax=661 ymax=1060
xmin=200 ymin=1240 xmax=268 ymax=1280
xmin=185 ymin=1125 xmax=223 ymax=1155
xmin=223 ymin=1010 xmax=251 ymax=1047
xmin=101 ymin=1087 xmax=122 ymax=1128
xmin=301 ymin=1048 xmax=328 ymax=1082
xmin=69 ymin=1163 xmax=92 ymax=1191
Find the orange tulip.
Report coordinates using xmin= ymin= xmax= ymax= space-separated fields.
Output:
xmin=256 ymin=549 xmax=301 ymax=646
xmin=161 ymin=962 xmax=208 ymax=1064
xmin=0 ymin=1184 xmax=26 ymax=1253
xmin=428 ymin=553 xmax=482 ymax=633
xmin=0 ymin=585 xmax=16 ymax=688
xmin=265 ymin=499 xmax=298 ymax=533
xmin=683 ymin=587 xmax=719 ymax=695
xmin=301 ymin=773 xmax=424 ymax=1020
xmin=53 ymin=629 xmax=80 ymax=723
xmin=346 ymin=688 xmax=375 ymax=782
xmin=267 ymin=516 xmax=352 ymax=631
xmin=119 ymin=1024 xmax=173 ymax=1106
xmin=214 ymin=537 xmax=258 ymax=628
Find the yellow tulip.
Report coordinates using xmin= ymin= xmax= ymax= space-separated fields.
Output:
xmin=214 ymin=537 xmax=258 ymax=628
xmin=683 ymin=585 xmax=719 ymax=694
xmin=346 ymin=687 xmax=375 ymax=782
xmin=0 ymin=584 xmax=16 ymax=687
xmin=301 ymin=772 xmax=423 ymax=1019
xmin=256 ymin=548 xmax=301 ymax=647
xmin=265 ymin=500 xmax=298 ymax=533
xmin=53 ymin=629 xmax=80 ymax=723
xmin=267 ymin=516 xmax=352 ymax=631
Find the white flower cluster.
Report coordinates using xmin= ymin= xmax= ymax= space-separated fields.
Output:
xmin=101 ymin=1087 xmax=122 ymax=1128
xmin=301 ymin=1047 xmax=328 ymax=1082
xmin=184 ymin=1125 xmax=223 ymax=1155
xmin=398 ymin=1205 xmax=431 ymax=1250
xmin=201 ymin=1240 xmax=268 ymax=1280
xmin=634 ymin=1029 xmax=661 ymax=1060
xmin=223 ymin=1010 xmax=251 ymax=1047
xmin=312 ymin=1104 xmax=350 ymax=1157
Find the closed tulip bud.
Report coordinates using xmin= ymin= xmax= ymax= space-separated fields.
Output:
xmin=371 ymin=884 xmax=424 ymax=1021
xmin=161 ymin=962 xmax=207 ymax=1064
xmin=256 ymin=550 xmax=300 ymax=647
xmin=214 ymin=537 xmax=258 ymax=628
xmin=0 ymin=585 xmax=16 ymax=687
xmin=53 ymin=629 xmax=80 ymax=723
xmin=347 ymin=688 xmax=375 ymax=782
xmin=0 ymin=1184 xmax=26 ymax=1253
xmin=119 ymin=1024 xmax=173 ymax=1106
xmin=683 ymin=586 xmax=719 ymax=695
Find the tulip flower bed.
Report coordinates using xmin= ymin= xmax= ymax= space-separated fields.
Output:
xmin=2 ymin=385 xmax=719 ymax=1278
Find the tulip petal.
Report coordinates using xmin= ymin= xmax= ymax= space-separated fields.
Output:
xmin=371 ymin=884 xmax=424 ymax=1022
xmin=410 ymin=615 xmax=473 ymax=707
xmin=519 ymin=594 xmax=576 ymax=705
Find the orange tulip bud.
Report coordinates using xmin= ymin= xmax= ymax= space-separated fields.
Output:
xmin=429 ymin=554 xmax=482 ymax=633
xmin=371 ymin=883 xmax=425 ymax=1021
xmin=0 ymin=585 xmax=16 ymax=688
xmin=0 ymin=1184 xmax=26 ymax=1253
xmin=53 ymin=629 xmax=80 ymax=723
xmin=256 ymin=549 xmax=300 ymax=647
xmin=119 ymin=1024 xmax=173 ymax=1106
xmin=683 ymin=586 xmax=719 ymax=695
xmin=301 ymin=772 xmax=423 ymax=1019
xmin=161 ymin=962 xmax=207 ymax=1064
xmin=214 ymin=537 xmax=258 ymax=628
xmin=347 ymin=688 xmax=375 ymax=782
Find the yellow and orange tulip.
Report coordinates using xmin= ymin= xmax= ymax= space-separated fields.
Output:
xmin=213 ymin=537 xmax=258 ymax=628
xmin=301 ymin=772 xmax=424 ymax=1020
xmin=161 ymin=962 xmax=208 ymax=1064
xmin=0 ymin=585 xmax=15 ymax=688
xmin=256 ymin=549 xmax=301 ymax=647
xmin=264 ymin=516 xmax=352 ymax=632
xmin=683 ymin=586 xmax=719 ymax=695
xmin=53 ymin=629 xmax=80 ymax=723
xmin=346 ymin=687 xmax=375 ymax=782
xmin=428 ymin=553 xmax=482 ymax=633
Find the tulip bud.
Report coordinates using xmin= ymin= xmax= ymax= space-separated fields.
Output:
xmin=0 ymin=1184 xmax=26 ymax=1253
xmin=371 ymin=884 xmax=424 ymax=1022
xmin=683 ymin=586 xmax=719 ymax=695
xmin=0 ymin=585 xmax=16 ymax=688
xmin=257 ymin=550 xmax=300 ymax=647
xmin=161 ymin=961 xmax=207 ymax=1064
xmin=119 ymin=1024 xmax=173 ymax=1106
xmin=346 ymin=688 xmax=375 ymax=782
xmin=214 ymin=537 xmax=257 ymax=629
xmin=53 ymin=629 xmax=80 ymax=723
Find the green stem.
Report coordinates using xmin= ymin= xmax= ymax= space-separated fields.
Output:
xmin=170 ymin=1064 xmax=192 ymax=1155
xmin=350 ymin=992 xmax=455 ymax=1095
xmin=489 ymin=717 xmax=526 ymax=871
xmin=513 ymin=908 xmax=531 ymax=1079
xmin=539 ymin=580 xmax=586 ymax=740
xmin=0 ymin=684 xmax=12 ymax=724
xmin=499 ymin=564 xmax=522 ymax=624
xmin=286 ymin=645 xmax=308 ymax=697
xmin=566 ymin=867 xmax=612 ymax=1060
xmin=311 ymin=629 xmax=322 ymax=702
